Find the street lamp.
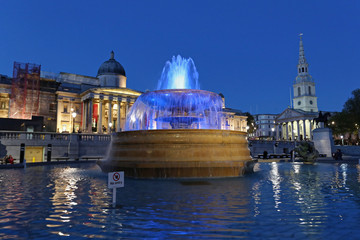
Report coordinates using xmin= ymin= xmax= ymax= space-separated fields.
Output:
xmin=72 ymin=112 xmax=77 ymax=133
xmin=341 ymin=135 xmax=344 ymax=145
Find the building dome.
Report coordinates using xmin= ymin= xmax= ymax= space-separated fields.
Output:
xmin=97 ymin=51 xmax=126 ymax=77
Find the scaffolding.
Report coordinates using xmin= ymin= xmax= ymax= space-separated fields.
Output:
xmin=9 ymin=62 xmax=41 ymax=119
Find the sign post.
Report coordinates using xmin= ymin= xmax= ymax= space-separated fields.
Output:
xmin=108 ymin=171 xmax=124 ymax=207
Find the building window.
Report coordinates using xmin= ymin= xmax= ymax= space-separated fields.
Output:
xmin=298 ymin=101 xmax=301 ymax=105
xmin=49 ymin=103 xmax=56 ymax=113
xmin=298 ymin=87 xmax=301 ymax=96
xmin=302 ymin=67 xmax=304 ymax=72
xmin=308 ymin=86 xmax=311 ymax=95
xmin=64 ymin=105 xmax=68 ymax=113
xmin=0 ymin=101 xmax=6 ymax=109
xmin=310 ymin=100 xmax=313 ymax=105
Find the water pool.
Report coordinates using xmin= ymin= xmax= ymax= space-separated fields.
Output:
xmin=1 ymin=162 xmax=360 ymax=239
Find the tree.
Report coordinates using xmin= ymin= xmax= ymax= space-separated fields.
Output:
xmin=343 ymin=89 xmax=360 ymax=127
xmin=329 ymin=89 xmax=360 ymax=142
xmin=244 ymin=112 xmax=256 ymax=134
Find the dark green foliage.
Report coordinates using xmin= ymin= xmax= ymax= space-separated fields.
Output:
xmin=329 ymin=89 xmax=360 ymax=136
xmin=244 ymin=112 xmax=256 ymax=133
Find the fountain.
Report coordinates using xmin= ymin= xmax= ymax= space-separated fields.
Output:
xmin=98 ymin=55 xmax=254 ymax=178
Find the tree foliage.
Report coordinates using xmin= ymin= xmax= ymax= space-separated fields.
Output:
xmin=329 ymin=89 xmax=360 ymax=135
xmin=244 ymin=112 xmax=256 ymax=133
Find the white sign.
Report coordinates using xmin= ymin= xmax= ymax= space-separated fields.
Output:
xmin=108 ymin=171 xmax=124 ymax=188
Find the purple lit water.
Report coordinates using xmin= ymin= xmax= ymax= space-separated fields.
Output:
xmin=1 ymin=162 xmax=360 ymax=239
xmin=125 ymin=55 xmax=226 ymax=131
xmin=125 ymin=89 xmax=224 ymax=131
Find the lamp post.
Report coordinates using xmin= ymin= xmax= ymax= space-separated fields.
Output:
xmin=72 ymin=112 xmax=77 ymax=133
xmin=341 ymin=135 xmax=344 ymax=145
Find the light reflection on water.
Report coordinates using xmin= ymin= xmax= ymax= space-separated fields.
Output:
xmin=1 ymin=162 xmax=360 ymax=239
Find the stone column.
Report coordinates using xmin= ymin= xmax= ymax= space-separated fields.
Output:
xmin=97 ymin=98 xmax=103 ymax=133
xmin=296 ymin=120 xmax=300 ymax=141
xmin=83 ymin=100 xmax=87 ymax=132
xmin=285 ymin=122 xmax=289 ymax=140
xmin=276 ymin=123 xmax=279 ymax=141
xmin=310 ymin=120 xmax=313 ymax=140
xmin=302 ymin=119 xmax=306 ymax=140
xmin=108 ymin=97 xmax=113 ymax=132
xmin=291 ymin=121 xmax=294 ymax=141
xmin=126 ymin=100 xmax=129 ymax=117
xmin=88 ymin=98 xmax=93 ymax=133
xmin=117 ymin=98 xmax=121 ymax=132
xmin=56 ymin=98 xmax=63 ymax=132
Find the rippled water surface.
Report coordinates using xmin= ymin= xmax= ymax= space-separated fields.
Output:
xmin=1 ymin=162 xmax=360 ymax=239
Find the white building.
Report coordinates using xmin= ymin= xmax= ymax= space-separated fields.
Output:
xmin=254 ymin=114 xmax=279 ymax=139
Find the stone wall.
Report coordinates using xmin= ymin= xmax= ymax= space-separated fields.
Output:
xmin=249 ymin=139 xmax=360 ymax=158
xmin=0 ymin=131 xmax=111 ymax=160
xmin=336 ymin=145 xmax=360 ymax=156
xmin=248 ymin=140 xmax=297 ymax=157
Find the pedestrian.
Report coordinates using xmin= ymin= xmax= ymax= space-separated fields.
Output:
xmin=263 ymin=150 xmax=268 ymax=159
xmin=333 ymin=149 xmax=343 ymax=160
xmin=6 ymin=155 xmax=14 ymax=164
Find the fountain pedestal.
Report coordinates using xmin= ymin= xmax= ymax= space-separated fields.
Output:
xmin=98 ymin=129 xmax=254 ymax=178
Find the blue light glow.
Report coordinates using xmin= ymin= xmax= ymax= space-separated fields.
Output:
xmin=157 ymin=55 xmax=199 ymax=90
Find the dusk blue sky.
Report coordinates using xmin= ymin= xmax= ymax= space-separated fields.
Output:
xmin=0 ymin=0 xmax=359 ymax=114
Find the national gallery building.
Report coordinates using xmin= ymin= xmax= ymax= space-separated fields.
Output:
xmin=0 ymin=52 xmax=247 ymax=133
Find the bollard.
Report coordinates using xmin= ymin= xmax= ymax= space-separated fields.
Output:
xmin=19 ymin=143 xmax=25 ymax=164
xmin=47 ymin=144 xmax=52 ymax=162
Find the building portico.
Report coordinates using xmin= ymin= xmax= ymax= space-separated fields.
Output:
xmin=80 ymin=88 xmax=139 ymax=133
xmin=275 ymin=108 xmax=318 ymax=141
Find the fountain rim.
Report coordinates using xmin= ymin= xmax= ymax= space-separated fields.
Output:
xmin=142 ymin=88 xmax=220 ymax=96
xmin=114 ymin=128 xmax=247 ymax=134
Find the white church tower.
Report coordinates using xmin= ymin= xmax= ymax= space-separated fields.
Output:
xmin=293 ymin=34 xmax=318 ymax=112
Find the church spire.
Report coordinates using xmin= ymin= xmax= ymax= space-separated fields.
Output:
xmin=298 ymin=33 xmax=307 ymax=65
xmin=293 ymin=33 xmax=318 ymax=112
xmin=296 ymin=33 xmax=312 ymax=83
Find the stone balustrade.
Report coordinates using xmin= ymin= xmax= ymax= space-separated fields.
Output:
xmin=0 ymin=131 xmax=111 ymax=161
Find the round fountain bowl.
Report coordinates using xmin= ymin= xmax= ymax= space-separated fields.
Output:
xmin=98 ymin=129 xmax=254 ymax=178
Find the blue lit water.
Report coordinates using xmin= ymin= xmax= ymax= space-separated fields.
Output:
xmin=157 ymin=55 xmax=199 ymax=90
xmin=1 ymin=162 xmax=360 ymax=239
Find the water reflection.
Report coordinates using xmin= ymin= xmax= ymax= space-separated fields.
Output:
xmin=1 ymin=163 xmax=360 ymax=239
xmin=270 ymin=162 xmax=282 ymax=210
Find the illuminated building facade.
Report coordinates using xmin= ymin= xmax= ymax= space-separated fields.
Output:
xmin=0 ymin=51 xmax=142 ymax=133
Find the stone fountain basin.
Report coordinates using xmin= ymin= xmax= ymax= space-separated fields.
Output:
xmin=98 ymin=129 xmax=254 ymax=178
